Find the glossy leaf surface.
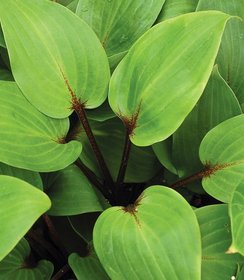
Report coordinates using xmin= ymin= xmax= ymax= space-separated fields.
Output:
xmin=197 ymin=0 xmax=244 ymax=108
xmin=228 ymin=182 xmax=244 ymax=255
xmin=0 ymin=175 xmax=51 ymax=261
xmin=0 ymin=81 xmax=81 ymax=172
xmin=157 ymin=0 xmax=198 ymax=22
xmin=172 ymin=66 xmax=241 ymax=178
xmin=0 ymin=0 xmax=110 ymax=118
xmin=200 ymin=115 xmax=244 ymax=202
xmin=46 ymin=165 xmax=107 ymax=216
xmin=109 ymin=11 xmax=233 ymax=146
xmin=0 ymin=238 xmax=53 ymax=280
xmin=76 ymin=0 xmax=165 ymax=58
xmin=69 ymin=252 xmax=109 ymax=280
xmin=94 ymin=186 xmax=201 ymax=279
xmin=195 ymin=204 xmax=244 ymax=280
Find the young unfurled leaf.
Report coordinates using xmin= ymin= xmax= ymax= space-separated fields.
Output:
xmin=93 ymin=186 xmax=201 ymax=279
xmin=0 ymin=0 xmax=110 ymax=118
xmin=109 ymin=11 xmax=235 ymax=146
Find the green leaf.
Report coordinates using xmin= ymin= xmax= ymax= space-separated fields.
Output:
xmin=195 ymin=204 xmax=244 ymax=280
xmin=0 ymin=27 xmax=5 ymax=48
xmin=152 ymin=137 xmax=177 ymax=174
xmin=0 ymin=175 xmax=51 ymax=261
xmin=199 ymin=114 xmax=244 ymax=203
xmin=109 ymin=11 xmax=234 ymax=146
xmin=156 ymin=0 xmax=198 ymax=22
xmin=0 ymin=238 xmax=53 ymax=280
xmin=228 ymin=182 xmax=244 ymax=256
xmin=86 ymin=101 xmax=115 ymax=122
xmin=69 ymin=252 xmax=109 ymax=280
xmin=172 ymin=66 xmax=242 ymax=178
xmin=0 ymin=68 xmax=13 ymax=81
xmin=0 ymin=81 xmax=81 ymax=172
xmin=0 ymin=162 xmax=43 ymax=190
xmin=197 ymin=0 xmax=244 ymax=108
xmin=46 ymin=165 xmax=107 ymax=216
xmin=0 ymin=0 xmax=110 ymax=118
xmin=79 ymin=118 xmax=160 ymax=182
xmin=76 ymin=0 xmax=165 ymax=58
xmin=93 ymin=186 xmax=201 ymax=279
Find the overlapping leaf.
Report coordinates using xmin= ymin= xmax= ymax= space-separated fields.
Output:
xmin=46 ymin=165 xmax=107 ymax=216
xmin=172 ymin=66 xmax=241 ymax=178
xmin=0 ymin=238 xmax=53 ymax=280
xmin=0 ymin=0 xmax=110 ymax=118
xmin=69 ymin=252 xmax=109 ymax=280
xmin=94 ymin=186 xmax=201 ymax=279
xmin=76 ymin=0 xmax=165 ymax=60
xmin=197 ymin=0 xmax=244 ymax=108
xmin=0 ymin=175 xmax=51 ymax=261
xmin=109 ymin=11 xmax=234 ymax=146
xmin=199 ymin=114 xmax=244 ymax=203
xmin=195 ymin=204 xmax=244 ymax=280
xmin=0 ymin=81 xmax=81 ymax=172
xmin=156 ymin=0 xmax=198 ymax=22
xmin=228 ymin=182 xmax=244 ymax=256
xmin=0 ymin=162 xmax=43 ymax=190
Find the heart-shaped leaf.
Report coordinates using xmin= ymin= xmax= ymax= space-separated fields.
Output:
xmin=109 ymin=11 xmax=234 ymax=146
xmin=76 ymin=0 xmax=165 ymax=59
xmin=93 ymin=186 xmax=201 ymax=279
xmin=197 ymin=0 xmax=244 ymax=108
xmin=0 ymin=238 xmax=53 ymax=280
xmin=199 ymin=114 xmax=244 ymax=203
xmin=195 ymin=204 xmax=244 ymax=280
xmin=156 ymin=0 xmax=198 ymax=22
xmin=228 ymin=181 xmax=244 ymax=256
xmin=0 ymin=81 xmax=81 ymax=172
xmin=0 ymin=0 xmax=110 ymax=118
xmin=46 ymin=165 xmax=107 ymax=216
xmin=69 ymin=252 xmax=109 ymax=280
xmin=0 ymin=175 xmax=51 ymax=261
xmin=172 ymin=66 xmax=242 ymax=178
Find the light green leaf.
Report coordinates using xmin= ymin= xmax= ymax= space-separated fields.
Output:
xmin=156 ymin=0 xmax=198 ymax=22
xmin=0 ymin=162 xmax=43 ymax=190
xmin=0 ymin=175 xmax=51 ymax=261
xmin=172 ymin=66 xmax=242 ymax=178
xmin=195 ymin=204 xmax=244 ymax=280
xmin=0 ymin=81 xmax=81 ymax=172
xmin=109 ymin=11 xmax=234 ymax=146
xmin=199 ymin=114 xmax=244 ymax=203
xmin=0 ymin=0 xmax=110 ymax=118
xmin=69 ymin=252 xmax=109 ymax=280
xmin=93 ymin=186 xmax=201 ymax=279
xmin=76 ymin=0 xmax=165 ymax=58
xmin=46 ymin=165 xmax=107 ymax=216
xmin=79 ymin=118 xmax=160 ymax=182
xmin=197 ymin=0 xmax=244 ymax=108
xmin=0 ymin=238 xmax=53 ymax=280
xmin=228 ymin=182 xmax=244 ymax=256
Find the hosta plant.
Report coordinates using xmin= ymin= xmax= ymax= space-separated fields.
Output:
xmin=0 ymin=0 xmax=243 ymax=279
